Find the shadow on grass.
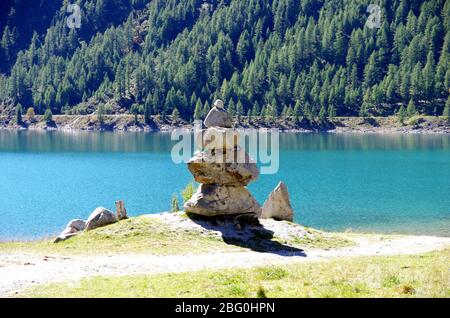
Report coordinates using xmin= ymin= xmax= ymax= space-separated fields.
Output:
xmin=187 ymin=214 xmax=306 ymax=257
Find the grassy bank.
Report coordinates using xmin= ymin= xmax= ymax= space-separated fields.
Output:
xmin=0 ymin=215 xmax=351 ymax=256
xmin=21 ymin=248 xmax=450 ymax=298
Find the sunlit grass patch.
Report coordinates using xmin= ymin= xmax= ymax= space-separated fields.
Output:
xmin=21 ymin=249 xmax=450 ymax=298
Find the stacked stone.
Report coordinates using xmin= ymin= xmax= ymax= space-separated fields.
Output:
xmin=184 ymin=100 xmax=261 ymax=217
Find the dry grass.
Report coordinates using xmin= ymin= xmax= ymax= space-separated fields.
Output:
xmin=22 ymin=248 xmax=450 ymax=298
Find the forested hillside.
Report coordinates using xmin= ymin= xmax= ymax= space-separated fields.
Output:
xmin=0 ymin=0 xmax=449 ymax=121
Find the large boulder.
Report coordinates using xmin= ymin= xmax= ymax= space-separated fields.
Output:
xmin=54 ymin=219 xmax=86 ymax=243
xmin=204 ymin=107 xmax=233 ymax=128
xmin=188 ymin=149 xmax=259 ymax=186
xmin=85 ymin=207 xmax=117 ymax=231
xmin=184 ymin=184 xmax=261 ymax=217
xmin=260 ymin=182 xmax=294 ymax=222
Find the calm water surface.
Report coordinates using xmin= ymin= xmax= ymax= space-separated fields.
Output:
xmin=0 ymin=130 xmax=449 ymax=240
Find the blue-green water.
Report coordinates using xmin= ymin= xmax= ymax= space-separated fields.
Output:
xmin=0 ymin=130 xmax=449 ymax=240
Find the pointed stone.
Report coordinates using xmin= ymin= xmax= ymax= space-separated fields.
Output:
xmin=260 ymin=182 xmax=294 ymax=221
xmin=184 ymin=184 xmax=261 ymax=217
xmin=115 ymin=200 xmax=128 ymax=220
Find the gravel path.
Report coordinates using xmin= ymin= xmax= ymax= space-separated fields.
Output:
xmin=1 ymin=234 xmax=449 ymax=297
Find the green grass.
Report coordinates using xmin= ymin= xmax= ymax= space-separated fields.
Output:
xmin=22 ymin=248 xmax=450 ymax=298
xmin=0 ymin=215 xmax=352 ymax=256
xmin=0 ymin=216 xmax=229 ymax=255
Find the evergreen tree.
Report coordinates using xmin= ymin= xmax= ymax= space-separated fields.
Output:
xmin=328 ymin=105 xmax=336 ymax=118
xmin=172 ymin=108 xmax=180 ymax=122
xmin=397 ymin=105 xmax=407 ymax=124
xmin=443 ymin=96 xmax=450 ymax=120
xmin=144 ymin=98 xmax=152 ymax=125
xmin=194 ymin=99 xmax=203 ymax=120
xmin=43 ymin=108 xmax=53 ymax=123
xmin=97 ymin=104 xmax=105 ymax=124
xmin=406 ymin=99 xmax=417 ymax=116
xmin=227 ymin=100 xmax=236 ymax=117
xmin=15 ymin=103 xmax=22 ymax=124
xmin=203 ymin=101 xmax=210 ymax=117
xmin=318 ymin=106 xmax=326 ymax=122
xmin=130 ymin=104 xmax=139 ymax=124
xmin=0 ymin=0 xmax=448 ymax=120
xmin=236 ymin=101 xmax=244 ymax=122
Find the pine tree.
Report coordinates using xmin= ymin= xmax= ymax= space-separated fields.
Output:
xmin=443 ymin=96 xmax=450 ymax=121
xmin=397 ymin=105 xmax=406 ymax=124
xmin=172 ymin=108 xmax=180 ymax=123
xmin=15 ymin=103 xmax=22 ymax=124
xmin=144 ymin=96 xmax=152 ymax=125
xmin=318 ymin=106 xmax=326 ymax=122
xmin=0 ymin=0 xmax=447 ymax=120
xmin=359 ymin=103 xmax=369 ymax=118
xmin=130 ymin=104 xmax=139 ymax=124
xmin=97 ymin=104 xmax=105 ymax=124
xmin=406 ymin=99 xmax=417 ymax=116
xmin=251 ymin=103 xmax=259 ymax=118
xmin=43 ymin=108 xmax=53 ymax=123
xmin=236 ymin=101 xmax=244 ymax=122
xmin=203 ymin=101 xmax=210 ymax=117
xmin=194 ymin=99 xmax=203 ymax=120
xmin=227 ymin=100 xmax=236 ymax=117
xmin=328 ymin=105 xmax=336 ymax=118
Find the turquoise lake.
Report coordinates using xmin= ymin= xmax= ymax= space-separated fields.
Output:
xmin=0 ymin=130 xmax=449 ymax=240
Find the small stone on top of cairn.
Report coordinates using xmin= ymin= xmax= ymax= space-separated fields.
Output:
xmin=204 ymin=99 xmax=233 ymax=128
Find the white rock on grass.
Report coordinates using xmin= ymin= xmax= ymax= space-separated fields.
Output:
xmin=85 ymin=207 xmax=117 ymax=231
xmin=54 ymin=219 xmax=86 ymax=243
xmin=67 ymin=219 xmax=86 ymax=231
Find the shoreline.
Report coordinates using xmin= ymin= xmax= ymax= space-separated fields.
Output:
xmin=1 ymin=213 xmax=449 ymax=297
xmin=2 ymin=226 xmax=449 ymax=244
xmin=1 ymin=114 xmax=449 ymax=134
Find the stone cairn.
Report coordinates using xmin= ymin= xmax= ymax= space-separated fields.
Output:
xmin=184 ymin=99 xmax=261 ymax=218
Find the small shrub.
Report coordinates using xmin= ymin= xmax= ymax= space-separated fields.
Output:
xmin=256 ymin=286 xmax=267 ymax=298
xmin=181 ymin=182 xmax=196 ymax=204
xmin=382 ymin=275 xmax=400 ymax=287
xmin=26 ymin=107 xmax=35 ymax=121
xmin=171 ymin=193 xmax=180 ymax=212
xmin=400 ymin=284 xmax=415 ymax=295
xmin=258 ymin=266 xmax=288 ymax=280
xmin=407 ymin=115 xmax=423 ymax=127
